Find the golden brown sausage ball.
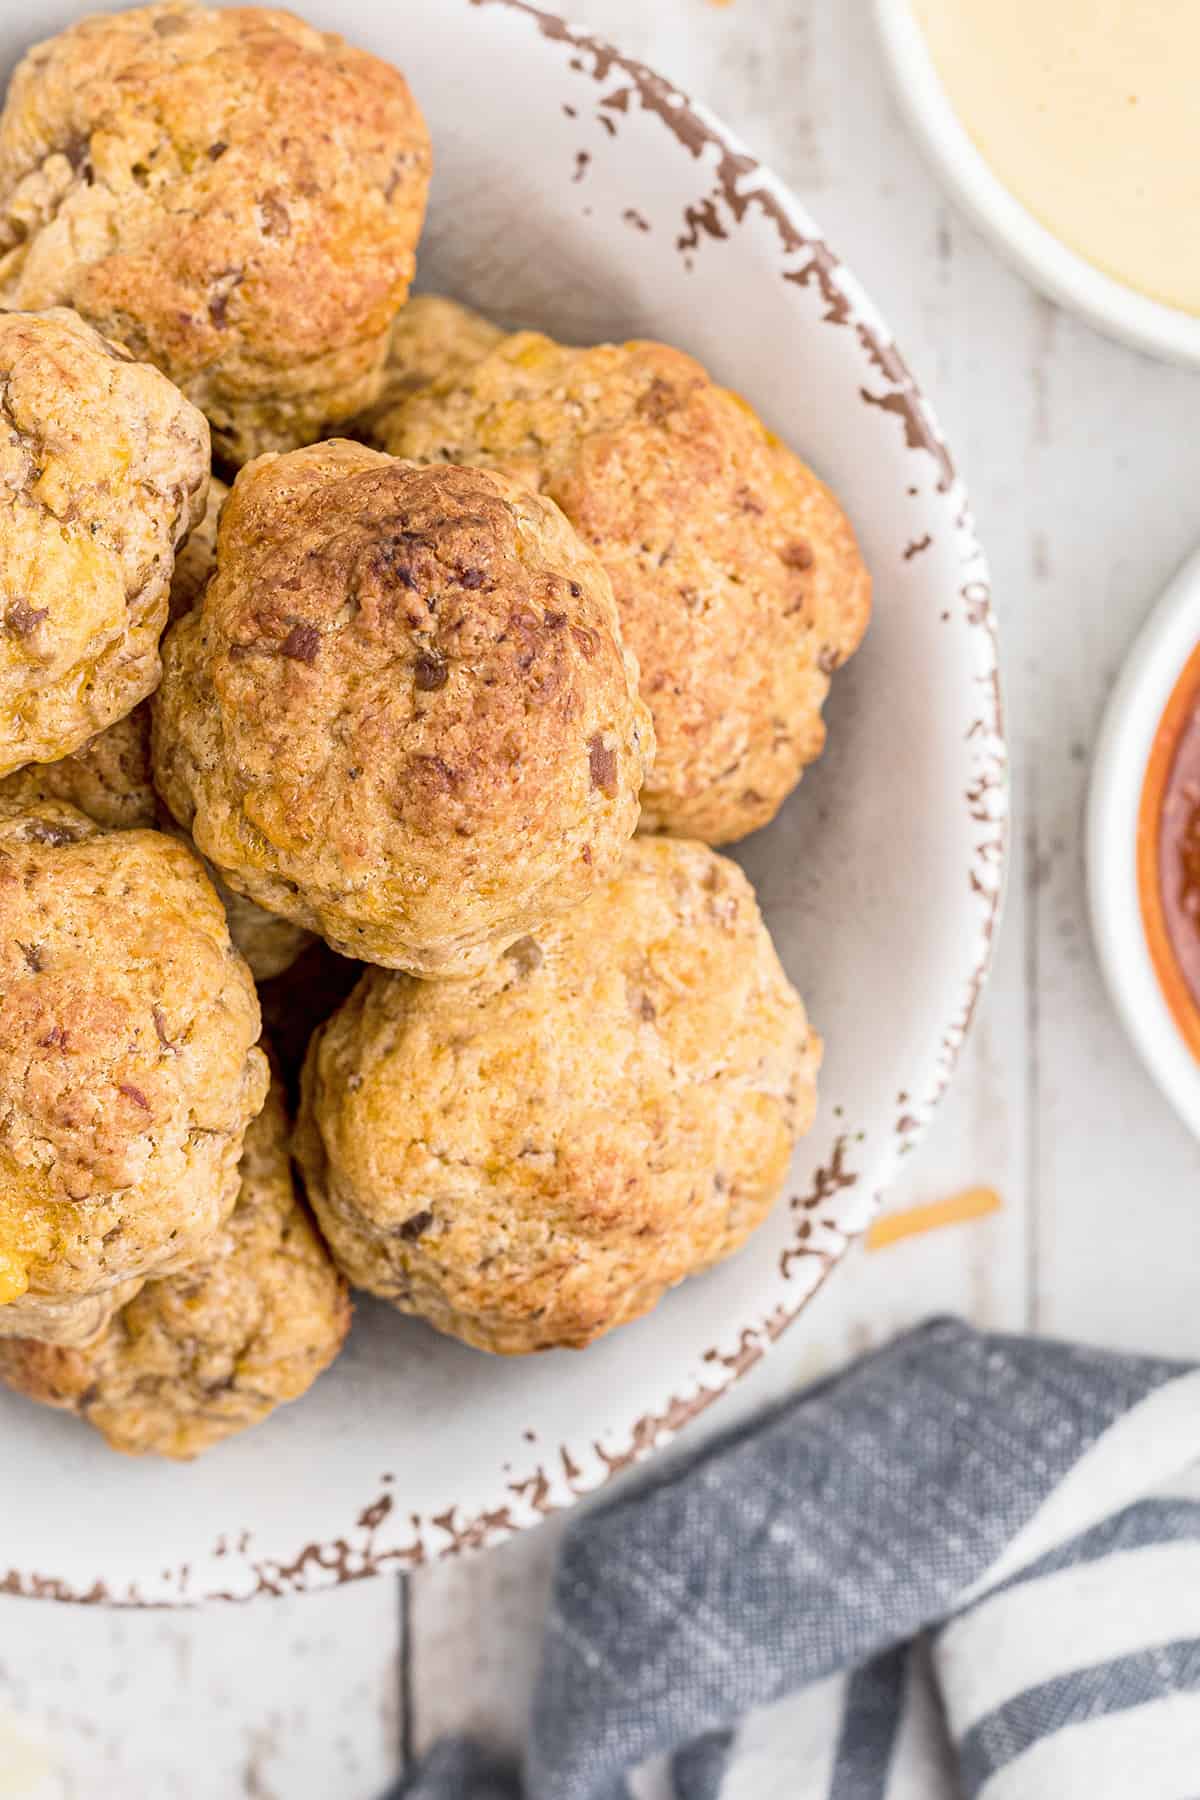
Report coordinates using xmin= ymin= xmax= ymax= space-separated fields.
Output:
xmin=0 ymin=698 xmax=313 ymax=981
xmin=295 ymin=837 xmax=819 ymax=1353
xmin=0 ymin=306 xmax=209 ymax=777
xmin=0 ymin=4 xmax=432 ymax=464
xmin=0 ymin=802 xmax=267 ymax=1335
xmin=153 ymin=442 xmax=653 ymax=977
xmin=0 ymin=704 xmax=158 ymax=836
xmin=361 ymin=294 xmax=505 ymax=427
xmin=0 ymin=1076 xmax=350 ymax=1456
xmin=377 ymin=329 xmax=871 ymax=844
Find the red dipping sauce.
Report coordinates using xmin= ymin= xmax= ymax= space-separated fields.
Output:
xmin=1139 ymin=641 xmax=1200 ymax=1059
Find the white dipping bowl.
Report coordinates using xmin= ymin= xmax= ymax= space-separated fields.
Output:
xmin=1089 ymin=545 xmax=1200 ymax=1139
xmin=875 ymin=0 xmax=1200 ymax=369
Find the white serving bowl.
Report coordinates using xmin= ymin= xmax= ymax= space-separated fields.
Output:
xmin=875 ymin=0 xmax=1200 ymax=369
xmin=0 ymin=0 xmax=1005 ymax=1604
xmin=1089 ymin=545 xmax=1200 ymax=1140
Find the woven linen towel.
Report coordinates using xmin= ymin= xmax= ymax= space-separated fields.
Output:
xmin=397 ymin=1319 xmax=1200 ymax=1800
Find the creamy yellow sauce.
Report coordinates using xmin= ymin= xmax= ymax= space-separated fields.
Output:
xmin=914 ymin=0 xmax=1200 ymax=315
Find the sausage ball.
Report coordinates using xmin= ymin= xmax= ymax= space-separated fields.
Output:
xmin=212 ymin=879 xmax=314 ymax=983
xmin=0 ymin=306 xmax=209 ymax=777
xmin=376 ymin=328 xmax=871 ymax=844
xmin=0 ymin=698 xmax=312 ymax=981
xmin=164 ymin=475 xmax=317 ymax=978
xmin=360 ymin=294 xmax=505 ymax=428
xmin=0 ymin=1075 xmax=350 ymax=1457
xmin=0 ymin=802 xmax=268 ymax=1337
xmin=0 ymin=3 xmax=432 ymax=465
xmin=153 ymin=443 xmax=653 ymax=977
xmin=0 ymin=704 xmax=158 ymax=837
xmin=295 ymin=837 xmax=819 ymax=1354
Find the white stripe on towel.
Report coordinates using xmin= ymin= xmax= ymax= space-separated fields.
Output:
xmin=981 ymin=1689 xmax=1200 ymax=1800
xmin=884 ymin=1641 xmax=959 ymax=1800
xmin=720 ymin=1672 xmax=848 ymax=1800
xmin=1149 ymin=1456 xmax=1200 ymax=1505
xmin=938 ymin=1542 xmax=1200 ymax=1729
xmin=962 ymin=1371 xmax=1200 ymax=1603
xmin=628 ymin=1752 xmax=673 ymax=1799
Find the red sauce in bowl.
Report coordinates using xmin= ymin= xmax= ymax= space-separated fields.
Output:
xmin=1139 ymin=640 xmax=1200 ymax=1059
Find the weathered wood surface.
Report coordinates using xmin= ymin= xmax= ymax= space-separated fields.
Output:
xmin=5 ymin=2 xmax=1200 ymax=1792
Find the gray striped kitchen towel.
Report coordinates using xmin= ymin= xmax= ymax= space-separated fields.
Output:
xmin=396 ymin=1318 xmax=1200 ymax=1799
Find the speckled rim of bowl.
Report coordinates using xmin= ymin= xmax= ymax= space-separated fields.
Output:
xmin=874 ymin=0 xmax=1200 ymax=369
xmin=1089 ymin=544 xmax=1200 ymax=1140
xmin=0 ymin=0 xmax=1007 ymax=1605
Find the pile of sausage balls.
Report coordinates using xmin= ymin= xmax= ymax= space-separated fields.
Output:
xmin=0 ymin=4 xmax=868 ymax=1457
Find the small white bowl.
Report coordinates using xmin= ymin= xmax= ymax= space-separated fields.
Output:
xmin=875 ymin=0 xmax=1200 ymax=369
xmin=1089 ymin=545 xmax=1200 ymax=1138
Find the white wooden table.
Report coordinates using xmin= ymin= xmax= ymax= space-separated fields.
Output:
xmin=4 ymin=2 xmax=1200 ymax=1792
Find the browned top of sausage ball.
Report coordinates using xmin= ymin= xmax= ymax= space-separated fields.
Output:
xmin=377 ymin=330 xmax=871 ymax=844
xmin=0 ymin=1076 xmax=349 ymax=1457
xmin=0 ymin=802 xmax=267 ymax=1317
xmin=152 ymin=442 xmax=653 ymax=976
xmin=295 ymin=837 xmax=819 ymax=1354
xmin=0 ymin=4 xmax=431 ymax=465
xmin=0 ymin=307 xmax=209 ymax=777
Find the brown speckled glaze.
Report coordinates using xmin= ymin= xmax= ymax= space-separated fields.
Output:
xmin=472 ymin=0 xmax=958 ymax=500
xmin=1 ymin=0 xmax=1005 ymax=1605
